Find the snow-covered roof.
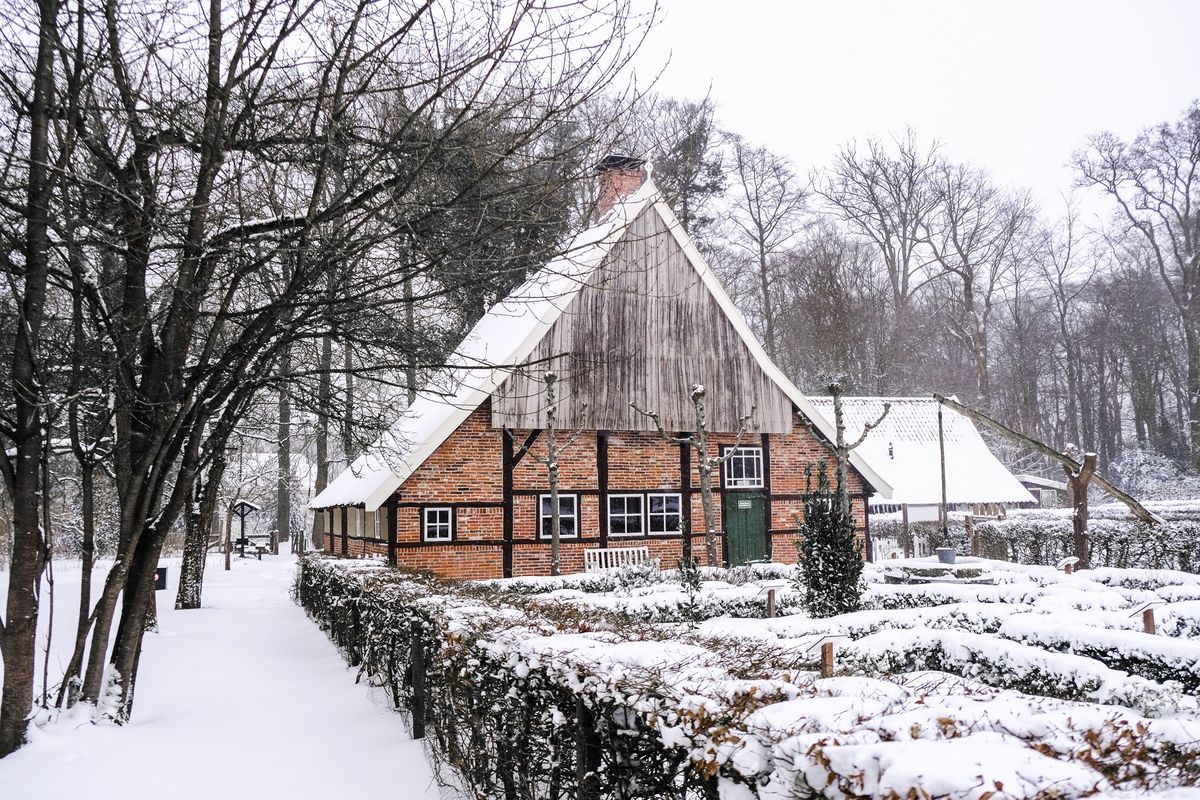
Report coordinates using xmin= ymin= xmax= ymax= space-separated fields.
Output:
xmin=311 ymin=179 xmax=892 ymax=510
xmin=806 ymin=396 xmax=1035 ymax=509
xmin=1015 ymin=474 xmax=1068 ymax=492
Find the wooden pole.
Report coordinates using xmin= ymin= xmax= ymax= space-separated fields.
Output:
xmin=938 ymin=407 xmax=949 ymax=544
xmin=766 ymin=588 xmax=777 ymax=618
xmin=1143 ymin=608 xmax=1156 ymax=635
xmin=901 ymin=503 xmax=911 ymax=558
xmin=820 ymin=642 xmax=834 ymax=678
xmin=410 ymin=619 xmax=426 ymax=739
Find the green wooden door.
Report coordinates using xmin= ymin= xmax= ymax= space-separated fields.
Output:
xmin=724 ymin=493 xmax=767 ymax=565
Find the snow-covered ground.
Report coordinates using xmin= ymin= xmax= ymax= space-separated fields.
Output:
xmin=0 ymin=553 xmax=440 ymax=799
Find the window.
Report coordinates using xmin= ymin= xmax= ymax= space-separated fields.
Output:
xmin=647 ymin=493 xmax=682 ymax=533
xmin=539 ymin=494 xmax=578 ymax=539
xmin=608 ymin=494 xmax=644 ymax=536
xmin=722 ymin=446 xmax=764 ymax=488
xmin=423 ymin=507 xmax=453 ymax=542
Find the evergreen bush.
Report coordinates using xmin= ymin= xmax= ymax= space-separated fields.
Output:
xmin=797 ymin=461 xmax=863 ymax=617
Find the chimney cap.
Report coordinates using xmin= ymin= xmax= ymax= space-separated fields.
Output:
xmin=594 ymin=154 xmax=645 ymax=174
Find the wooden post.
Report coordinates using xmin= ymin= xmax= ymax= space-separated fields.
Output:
xmin=820 ymin=642 xmax=834 ymax=678
xmin=410 ymin=619 xmax=426 ymax=739
xmin=575 ymin=698 xmax=601 ymax=800
xmin=965 ymin=515 xmax=976 ymax=556
xmin=1064 ymin=561 xmax=1073 ymax=575
xmin=938 ymin=407 xmax=949 ymax=544
xmin=901 ymin=503 xmax=911 ymax=559
xmin=766 ymin=588 xmax=777 ymax=618
xmin=1143 ymin=608 xmax=1156 ymax=635
xmin=386 ymin=500 xmax=398 ymax=567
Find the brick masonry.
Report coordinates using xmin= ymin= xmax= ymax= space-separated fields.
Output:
xmin=324 ymin=398 xmax=872 ymax=579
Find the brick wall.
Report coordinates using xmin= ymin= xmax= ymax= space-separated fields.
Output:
xmin=323 ymin=405 xmax=874 ymax=579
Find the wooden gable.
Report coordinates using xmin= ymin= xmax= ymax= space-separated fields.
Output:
xmin=490 ymin=205 xmax=795 ymax=433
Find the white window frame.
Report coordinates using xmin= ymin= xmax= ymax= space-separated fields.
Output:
xmin=722 ymin=446 xmax=765 ymax=489
xmin=539 ymin=494 xmax=578 ymax=539
xmin=647 ymin=493 xmax=683 ymax=533
xmin=422 ymin=507 xmax=453 ymax=542
xmin=608 ymin=494 xmax=645 ymax=537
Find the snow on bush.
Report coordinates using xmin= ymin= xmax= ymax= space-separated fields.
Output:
xmin=976 ymin=502 xmax=1200 ymax=572
xmin=839 ymin=628 xmax=1195 ymax=717
xmin=296 ymin=556 xmax=1200 ymax=799
xmin=998 ymin=614 xmax=1200 ymax=693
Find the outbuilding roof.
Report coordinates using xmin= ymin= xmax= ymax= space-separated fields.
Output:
xmin=806 ymin=396 xmax=1035 ymax=509
xmin=311 ymin=179 xmax=893 ymax=511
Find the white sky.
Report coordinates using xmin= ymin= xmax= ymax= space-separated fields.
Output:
xmin=630 ymin=0 xmax=1200 ymax=210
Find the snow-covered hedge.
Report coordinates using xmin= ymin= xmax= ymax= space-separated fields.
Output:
xmin=475 ymin=561 xmax=796 ymax=596
xmin=976 ymin=503 xmax=1200 ymax=571
xmin=840 ymin=628 xmax=1194 ymax=717
xmin=296 ymin=556 xmax=1200 ymax=798
xmin=998 ymin=615 xmax=1200 ymax=693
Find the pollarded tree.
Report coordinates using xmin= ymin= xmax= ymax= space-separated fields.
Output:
xmin=633 ymin=385 xmax=754 ymax=567
xmin=797 ymin=461 xmax=863 ymax=618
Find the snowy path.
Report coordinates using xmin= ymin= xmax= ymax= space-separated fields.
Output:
xmin=0 ymin=553 xmax=441 ymax=799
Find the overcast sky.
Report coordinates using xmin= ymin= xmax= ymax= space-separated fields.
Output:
xmin=630 ymin=0 xmax=1200 ymax=210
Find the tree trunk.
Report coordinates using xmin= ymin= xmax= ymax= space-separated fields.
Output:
xmin=312 ymin=333 xmax=333 ymax=548
xmin=0 ymin=0 xmax=58 ymax=756
xmin=1066 ymin=453 xmax=1097 ymax=569
xmin=277 ymin=351 xmax=292 ymax=547
xmin=342 ymin=341 xmax=356 ymax=463
xmin=176 ymin=458 xmax=226 ymax=610
xmin=108 ymin=534 xmax=163 ymax=720
xmin=692 ymin=391 xmax=719 ymax=567
xmin=56 ymin=462 xmax=96 ymax=708
xmin=1185 ymin=325 xmax=1200 ymax=470
xmin=545 ymin=374 xmax=561 ymax=577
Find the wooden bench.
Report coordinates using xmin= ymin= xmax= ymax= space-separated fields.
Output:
xmin=584 ymin=546 xmax=651 ymax=573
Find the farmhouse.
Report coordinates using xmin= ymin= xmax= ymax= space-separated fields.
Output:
xmin=310 ymin=158 xmax=892 ymax=579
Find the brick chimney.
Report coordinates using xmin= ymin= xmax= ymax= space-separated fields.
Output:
xmin=595 ymin=154 xmax=646 ymax=216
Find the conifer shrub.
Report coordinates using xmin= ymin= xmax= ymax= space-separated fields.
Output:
xmin=797 ymin=461 xmax=864 ymax=618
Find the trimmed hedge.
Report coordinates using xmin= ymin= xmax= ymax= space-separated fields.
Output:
xmin=840 ymin=628 xmax=1194 ymax=716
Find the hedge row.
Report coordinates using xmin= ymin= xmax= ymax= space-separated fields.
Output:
xmin=840 ymin=628 xmax=1195 ymax=716
xmin=998 ymin=615 xmax=1200 ymax=694
xmin=296 ymin=556 xmax=1200 ymax=798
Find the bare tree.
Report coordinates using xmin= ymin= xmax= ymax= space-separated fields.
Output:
xmin=532 ymin=372 xmax=587 ymax=577
xmin=1075 ymin=102 xmax=1200 ymax=466
xmin=633 ymin=385 xmax=754 ymax=567
xmin=819 ymin=131 xmax=942 ymax=393
xmin=0 ymin=0 xmax=656 ymax=742
xmin=723 ymin=134 xmax=808 ymax=361
xmin=921 ymin=162 xmax=1036 ymax=407
xmin=0 ymin=0 xmax=62 ymax=756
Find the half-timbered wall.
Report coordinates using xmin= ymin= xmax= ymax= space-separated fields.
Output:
xmin=327 ymin=400 xmax=869 ymax=580
xmin=491 ymin=206 xmax=795 ymax=434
